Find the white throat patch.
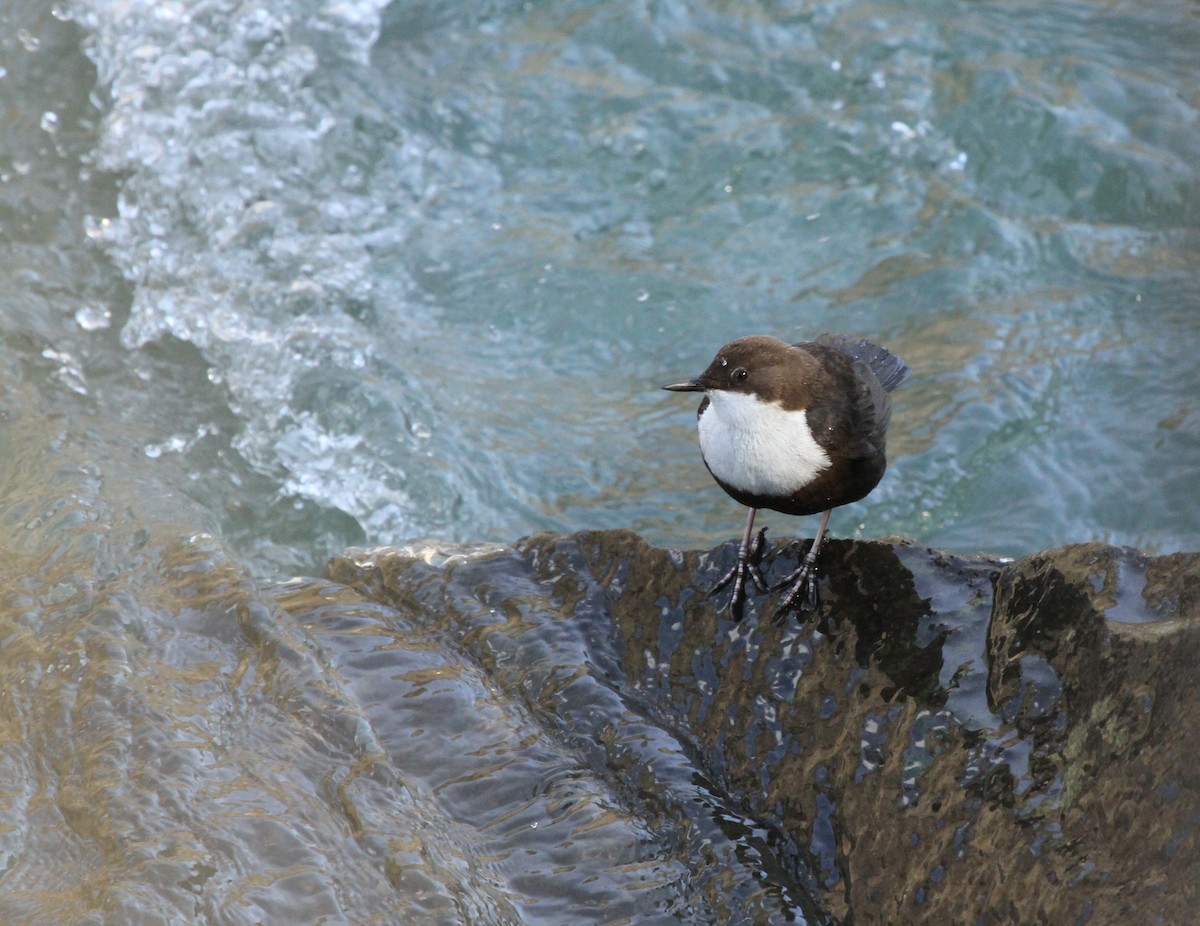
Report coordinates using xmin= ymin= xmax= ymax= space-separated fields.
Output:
xmin=697 ymin=389 xmax=831 ymax=496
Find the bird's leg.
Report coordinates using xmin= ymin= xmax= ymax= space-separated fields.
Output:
xmin=711 ymin=507 xmax=768 ymax=620
xmin=774 ymin=508 xmax=832 ymax=618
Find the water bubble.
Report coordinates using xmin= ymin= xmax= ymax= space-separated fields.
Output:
xmin=51 ymin=2 xmax=73 ymax=21
xmin=17 ymin=30 xmax=40 ymax=52
xmin=144 ymin=435 xmax=189 ymax=459
xmin=75 ymin=305 xmax=112 ymax=331
xmin=40 ymin=112 xmax=60 ymax=134
xmin=84 ymin=215 xmax=113 ymax=241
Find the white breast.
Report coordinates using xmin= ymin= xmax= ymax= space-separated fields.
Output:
xmin=697 ymin=389 xmax=830 ymax=496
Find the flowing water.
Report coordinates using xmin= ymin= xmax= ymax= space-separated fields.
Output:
xmin=1 ymin=0 xmax=1197 ymax=921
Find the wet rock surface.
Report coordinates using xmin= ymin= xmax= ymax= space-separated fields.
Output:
xmin=325 ymin=531 xmax=1199 ymax=925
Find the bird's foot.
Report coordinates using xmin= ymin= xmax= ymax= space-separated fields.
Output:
xmin=772 ymin=555 xmax=820 ymax=620
xmin=711 ymin=527 xmax=768 ymax=620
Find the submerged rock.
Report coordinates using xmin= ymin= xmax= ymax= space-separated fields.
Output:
xmin=326 ymin=531 xmax=1200 ymax=925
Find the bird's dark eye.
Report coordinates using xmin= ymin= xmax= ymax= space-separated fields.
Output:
xmin=732 ymin=367 xmax=748 ymax=382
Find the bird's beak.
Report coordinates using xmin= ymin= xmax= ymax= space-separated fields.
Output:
xmin=662 ymin=379 xmax=704 ymax=392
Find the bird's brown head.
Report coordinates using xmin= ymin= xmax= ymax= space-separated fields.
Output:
xmin=662 ymin=335 xmax=816 ymax=406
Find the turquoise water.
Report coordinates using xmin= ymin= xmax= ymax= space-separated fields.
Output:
xmin=0 ymin=0 xmax=1198 ymax=920
xmin=6 ymin=0 xmax=1196 ymax=577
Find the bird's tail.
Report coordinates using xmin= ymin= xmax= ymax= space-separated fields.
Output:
xmin=817 ymin=334 xmax=910 ymax=392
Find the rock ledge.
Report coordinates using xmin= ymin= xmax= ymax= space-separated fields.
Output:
xmin=328 ymin=532 xmax=1200 ymax=925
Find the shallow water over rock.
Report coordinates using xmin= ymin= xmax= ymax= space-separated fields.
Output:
xmin=0 ymin=408 xmax=1194 ymax=924
xmin=320 ymin=531 xmax=1199 ymax=924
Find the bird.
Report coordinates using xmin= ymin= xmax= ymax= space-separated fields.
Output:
xmin=663 ymin=333 xmax=909 ymax=620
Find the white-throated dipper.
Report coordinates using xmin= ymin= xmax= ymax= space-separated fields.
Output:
xmin=663 ymin=333 xmax=909 ymax=619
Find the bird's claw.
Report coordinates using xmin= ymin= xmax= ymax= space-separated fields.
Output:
xmin=772 ymin=557 xmax=820 ymax=620
xmin=711 ymin=527 xmax=768 ymax=620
